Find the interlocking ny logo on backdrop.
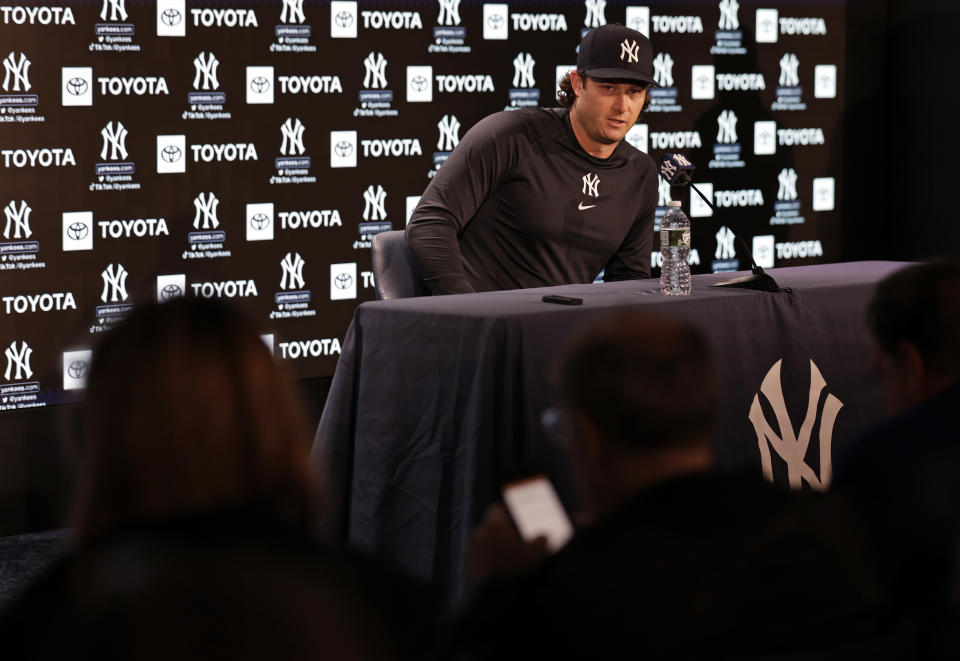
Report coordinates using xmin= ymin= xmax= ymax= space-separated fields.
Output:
xmin=363 ymin=52 xmax=387 ymax=89
xmin=4 ymin=341 xmax=32 ymax=381
xmin=280 ymin=252 xmax=305 ymax=290
xmin=363 ymin=184 xmax=387 ymax=220
xmin=716 ymin=109 xmax=738 ymax=143
xmin=779 ymin=53 xmax=800 ymax=87
xmin=715 ymin=226 xmax=736 ymax=260
xmin=584 ymin=0 xmax=606 ymax=28
xmin=437 ymin=0 xmax=461 ymax=26
xmin=437 ymin=115 xmax=460 ymax=151
xmin=657 ymin=177 xmax=671 ymax=207
xmin=101 ymin=263 xmax=129 ymax=303
xmin=778 ymin=168 xmax=798 ymax=201
xmin=280 ymin=117 xmax=306 ymax=155
xmin=101 ymin=0 xmax=127 ymax=22
xmin=652 ymin=52 xmax=673 ymax=88
xmin=512 ymin=53 xmax=535 ymax=88
xmin=3 ymin=52 xmax=31 ymax=92
xmin=281 ymin=0 xmax=305 ymax=24
xmin=718 ymin=0 xmax=739 ymax=30
xmin=193 ymin=52 xmax=220 ymax=90
xmin=193 ymin=192 xmax=220 ymax=229
xmin=4 ymin=200 xmax=32 ymax=240
xmin=100 ymin=121 xmax=128 ymax=161
xmin=749 ymin=359 xmax=844 ymax=491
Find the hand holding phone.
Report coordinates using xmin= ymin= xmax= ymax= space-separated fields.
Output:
xmin=502 ymin=475 xmax=574 ymax=553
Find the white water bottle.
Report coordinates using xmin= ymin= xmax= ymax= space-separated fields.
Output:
xmin=659 ymin=201 xmax=691 ymax=296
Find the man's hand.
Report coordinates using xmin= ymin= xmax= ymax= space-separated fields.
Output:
xmin=467 ymin=503 xmax=550 ymax=580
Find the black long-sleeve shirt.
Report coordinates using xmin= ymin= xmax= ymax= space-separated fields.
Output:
xmin=406 ymin=107 xmax=658 ymax=295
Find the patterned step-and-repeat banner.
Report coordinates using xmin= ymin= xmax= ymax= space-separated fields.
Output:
xmin=0 ymin=0 xmax=844 ymax=412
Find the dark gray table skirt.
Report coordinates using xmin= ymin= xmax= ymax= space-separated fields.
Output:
xmin=313 ymin=261 xmax=906 ymax=603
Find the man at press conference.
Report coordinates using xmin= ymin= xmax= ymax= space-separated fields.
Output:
xmin=405 ymin=24 xmax=659 ymax=295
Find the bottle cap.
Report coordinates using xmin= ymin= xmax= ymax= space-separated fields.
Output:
xmin=667 ymin=200 xmax=682 ymax=207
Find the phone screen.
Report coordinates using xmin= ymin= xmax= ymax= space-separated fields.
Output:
xmin=502 ymin=475 xmax=574 ymax=552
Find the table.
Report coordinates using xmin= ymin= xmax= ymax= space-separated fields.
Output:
xmin=312 ymin=261 xmax=906 ymax=603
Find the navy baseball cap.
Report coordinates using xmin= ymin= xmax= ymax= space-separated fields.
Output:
xmin=577 ymin=24 xmax=655 ymax=86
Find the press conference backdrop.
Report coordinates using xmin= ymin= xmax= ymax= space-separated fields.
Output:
xmin=0 ymin=0 xmax=843 ymax=412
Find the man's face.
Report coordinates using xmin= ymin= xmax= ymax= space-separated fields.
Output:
xmin=570 ymin=72 xmax=647 ymax=153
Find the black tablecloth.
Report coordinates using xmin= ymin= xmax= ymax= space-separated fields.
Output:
xmin=312 ymin=261 xmax=906 ymax=603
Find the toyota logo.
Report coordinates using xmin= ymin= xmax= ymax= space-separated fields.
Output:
xmin=161 ymin=8 xmax=182 ymax=26
xmin=487 ymin=15 xmax=504 ymax=29
xmin=334 ymin=273 xmax=353 ymax=289
xmin=67 ymin=360 xmax=88 ymax=380
xmin=160 ymin=284 xmax=183 ymax=301
xmin=161 ymin=145 xmax=182 ymax=163
xmin=411 ymin=75 xmax=428 ymax=92
xmin=334 ymin=11 xmax=354 ymax=28
xmin=250 ymin=76 xmax=270 ymax=94
xmin=334 ymin=141 xmax=354 ymax=158
xmin=66 ymin=77 xmax=88 ymax=96
xmin=67 ymin=222 xmax=89 ymax=241
xmin=250 ymin=213 xmax=270 ymax=230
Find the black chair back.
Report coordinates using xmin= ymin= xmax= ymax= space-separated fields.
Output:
xmin=371 ymin=230 xmax=428 ymax=300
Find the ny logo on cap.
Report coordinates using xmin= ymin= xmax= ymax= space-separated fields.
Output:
xmin=619 ymin=39 xmax=639 ymax=64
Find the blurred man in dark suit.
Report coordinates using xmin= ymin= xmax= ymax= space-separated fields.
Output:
xmin=835 ymin=259 xmax=960 ymax=656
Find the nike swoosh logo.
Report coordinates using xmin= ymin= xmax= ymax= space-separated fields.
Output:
xmin=578 ymin=203 xmax=597 ymax=210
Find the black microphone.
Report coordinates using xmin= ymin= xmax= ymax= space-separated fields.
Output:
xmin=658 ymin=152 xmax=696 ymax=187
xmin=656 ymin=153 xmax=785 ymax=293
xmin=658 ymin=153 xmax=714 ymax=215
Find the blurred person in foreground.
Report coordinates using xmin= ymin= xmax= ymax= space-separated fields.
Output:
xmin=453 ymin=311 xmax=897 ymax=659
xmin=834 ymin=259 xmax=960 ymax=655
xmin=0 ymin=298 xmax=431 ymax=660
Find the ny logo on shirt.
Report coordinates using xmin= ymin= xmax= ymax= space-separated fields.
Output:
xmin=582 ymin=173 xmax=600 ymax=197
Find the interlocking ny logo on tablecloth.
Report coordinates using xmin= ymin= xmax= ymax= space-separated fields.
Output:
xmin=748 ymin=359 xmax=843 ymax=491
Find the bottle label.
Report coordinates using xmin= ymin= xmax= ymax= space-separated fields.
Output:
xmin=660 ymin=228 xmax=690 ymax=248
